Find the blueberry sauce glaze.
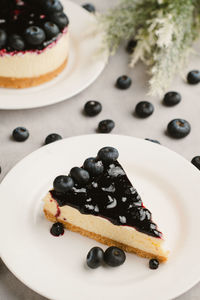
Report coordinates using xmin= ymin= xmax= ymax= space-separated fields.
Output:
xmin=0 ymin=0 xmax=69 ymax=55
xmin=50 ymin=161 xmax=162 ymax=238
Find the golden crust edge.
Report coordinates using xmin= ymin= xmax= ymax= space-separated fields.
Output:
xmin=44 ymin=208 xmax=167 ymax=262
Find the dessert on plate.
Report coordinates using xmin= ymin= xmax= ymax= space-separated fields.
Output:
xmin=0 ymin=0 xmax=69 ymax=88
xmin=43 ymin=146 xmax=168 ymax=262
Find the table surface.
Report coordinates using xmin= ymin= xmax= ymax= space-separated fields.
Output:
xmin=0 ymin=0 xmax=200 ymax=299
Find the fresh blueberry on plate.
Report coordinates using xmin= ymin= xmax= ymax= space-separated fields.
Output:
xmin=116 ymin=75 xmax=132 ymax=90
xmin=70 ymin=167 xmax=90 ymax=186
xmin=104 ymin=246 xmax=126 ymax=267
xmin=25 ymin=26 xmax=46 ymax=46
xmin=187 ymin=70 xmax=200 ymax=84
xmin=126 ymin=39 xmax=137 ymax=54
xmin=97 ymin=147 xmax=119 ymax=163
xmin=84 ymin=101 xmax=102 ymax=117
xmin=45 ymin=133 xmax=62 ymax=145
xmin=12 ymin=127 xmax=29 ymax=142
xmin=135 ymin=101 xmax=154 ymax=118
xmin=163 ymin=91 xmax=181 ymax=106
xmin=145 ymin=138 xmax=160 ymax=144
xmin=86 ymin=247 xmax=104 ymax=269
xmin=191 ymin=156 xmax=200 ymax=170
xmin=50 ymin=222 xmax=64 ymax=236
xmin=83 ymin=157 xmax=104 ymax=176
xmin=82 ymin=3 xmax=96 ymax=13
xmin=149 ymin=258 xmax=159 ymax=270
xmin=53 ymin=175 xmax=74 ymax=192
xmin=98 ymin=119 xmax=115 ymax=133
xmin=167 ymin=119 xmax=191 ymax=138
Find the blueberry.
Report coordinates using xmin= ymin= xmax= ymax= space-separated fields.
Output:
xmin=163 ymin=91 xmax=181 ymax=106
xmin=97 ymin=147 xmax=119 ymax=163
xmin=104 ymin=246 xmax=126 ymax=267
xmin=44 ymin=22 xmax=60 ymax=39
xmin=8 ymin=34 xmax=25 ymax=51
xmin=83 ymin=157 xmax=104 ymax=176
xmin=25 ymin=26 xmax=46 ymax=46
xmin=131 ymin=207 xmax=151 ymax=222
xmin=116 ymin=75 xmax=132 ymax=90
xmin=167 ymin=119 xmax=191 ymax=138
xmin=98 ymin=119 xmax=115 ymax=133
xmin=50 ymin=222 xmax=64 ymax=236
xmin=84 ymin=101 xmax=102 ymax=117
xmin=191 ymin=156 xmax=200 ymax=170
xmin=82 ymin=3 xmax=96 ymax=13
xmin=86 ymin=247 xmax=104 ymax=269
xmin=187 ymin=70 xmax=200 ymax=84
xmin=45 ymin=133 xmax=62 ymax=145
xmin=70 ymin=167 xmax=90 ymax=186
xmin=135 ymin=101 xmax=154 ymax=118
xmin=126 ymin=39 xmax=137 ymax=54
xmin=145 ymin=138 xmax=160 ymax=144
xmin=12 ymin=127 xmax=29 ymax=142
xmin=43 ymin=0 xmax=63 ymax=12
xmin=53 ymin=175 xmax=74 ymax=192
xmin=49 ymin=12 xmax=69 ymax=30
xmin=149 ymin=259 xmax=159 ymax=270
xmin=0 ymin=29 xmax=7 ymax=48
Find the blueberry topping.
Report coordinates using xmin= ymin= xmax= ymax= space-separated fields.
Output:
xmin=163 ymin=91 xmax=181 ymax=106
xmin=145 ymin=138 xmax=160 ymax=144
xmin=86 ymin=247 xmax=104 ymax=269
xmin=191 ymin=156 xmax=200 ymax=170
xmin=126 ymin=39 xmax=137 ymax=54
xmin=8 ymin=34 xmax=25 ymax=51
xmin=25 ymin=26 xmax=46 ymax=46
xmin=43 ymin=0 xmax=63 ymax=13
xmin=12 ymin=127 xmax=29 ymax=142
xmin=135 ymin=101 xmax=154 ymax=118
xmin=50 ymin=222 xmax=64 ymax=236
xmin=97 ymin=147 xmax=119 ymax=163
xmin=116 ymin=75 xmax=132 ymax=90
xmin=149 ymin=259 xmax=159 ymax=270
xmin=104 ymin=246 xmax=126 ymax=267
xmin=82 ymin=3 xmax=96 ymax=13
xmin=131 ymin=207 xmax=151 ymax=222
xmin=53 ymin=175 xmax=74 ymax=192
xmin=49 ymin=12 xmax=69 ymax=30
xmin=0 ymin=29 xmax=7 ymax=48
xmin=44 ymin=22 xmax=60 ymax=39
xmin=98 ymin=119 xmax=115 ymax=133
xmin=83 ymin=157 xmax=104 ymax=176
xmin=45 ymin=133 xmax=62 ymax=145
xmin=167 ymin=119 xmax=191 ymax=138
xmin=70 ymin=167 xmax=90 ymax=186
xmin=187 ymin=70 xmax=200 ymax=84
xmin=84 ymin=101 xmax=102 ymax=117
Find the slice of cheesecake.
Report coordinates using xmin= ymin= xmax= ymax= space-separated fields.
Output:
xmin=43 ymin=147 xmax=168 ymax=262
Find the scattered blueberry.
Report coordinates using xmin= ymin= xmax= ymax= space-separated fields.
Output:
xmin=104 ymin=246 xmax=126 ymax=267
xmin=25 ymin=26 xmax=46 ymax=46
xmin=98 ymin=119 xmax=115 ymax=133
xmin=135 ymin=101 xmax=154 ymax=118
xmin=50 ymin=222 xmax=64 ymax=236
xmin=126 ymin=39 xmax=137 ymax=54
xmin=116 ymin=75 xmax=132 ymax=90
xmin=86 ymin=247 xmax=104 ymax=269
xmin=45 ymin=133 xmax=62 ymax=145
xmin=43 ymin=0 xmax=63 ymax=13
xmin=167 ymin=119 xmax=191 ymax=138
xmin=44 ymin=22 xmax=60 ymax=39
xmin=53 ymin=175 xmax=74 ymax=192
xmin=83 ymin=157 xmax=104 ymax=176
xmin=82 ymin=3 xmax=96 ymax=13
xmin=0 ymin=29 xmax=7 ymax=48
xmin=12 ymin=127 xmax=29 ymax=142
xmin=97 ymin=147 xmax=119 ymax=163
xmin=70 ymin=167 xmax=90 ymax=186
xmin=145 ymin=138 xmax=160 ymax=144
xmin=49 ymin=12 xmax=69 ymax=30
xmin=187 ymin=70 xmax=200 ymax=84
xmin=149 ymin=259 xmax=159 ymax=270
xmin=163 ymin=91 xmax=181 ymax=106
xmin=8 ymin=34 xmax=25 ymax=51
xmin=84 ymin=101 xmax=102 ymax=117
xmin=191 ymin=156 xmax=200 ymax=170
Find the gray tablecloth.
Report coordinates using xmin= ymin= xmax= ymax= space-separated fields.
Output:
xmin=0 ymin=0 xmax=200 ymax=299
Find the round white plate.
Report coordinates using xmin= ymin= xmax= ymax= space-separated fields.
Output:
xmin=0 ymin=134 xmax=200 ymax=300
xmin=0 ymin=1 xmax=107 ymax=110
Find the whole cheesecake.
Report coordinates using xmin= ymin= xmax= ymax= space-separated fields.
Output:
xmin=0 ymin=0 xmax=69 ymax=88
xmin=43 ymin=147 xmax=169 ymax=262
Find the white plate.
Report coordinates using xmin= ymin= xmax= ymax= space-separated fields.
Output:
xmin=0 ymin=134 xmax=200 ymax=300
xmin=0 ymin=1 xmax=107 ymax=110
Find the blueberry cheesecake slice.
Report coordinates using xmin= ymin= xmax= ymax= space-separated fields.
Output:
xmin=0 ymin=0 xmax=69 ymax=88
xmin=43 ymin=147 xmax=168 ymax=262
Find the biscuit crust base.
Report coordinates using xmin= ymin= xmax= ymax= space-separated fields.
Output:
xmin=0 ymin=57 xmax=68 ymax=89
xmin=44 ymin=209 xmax=167 ymax=262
